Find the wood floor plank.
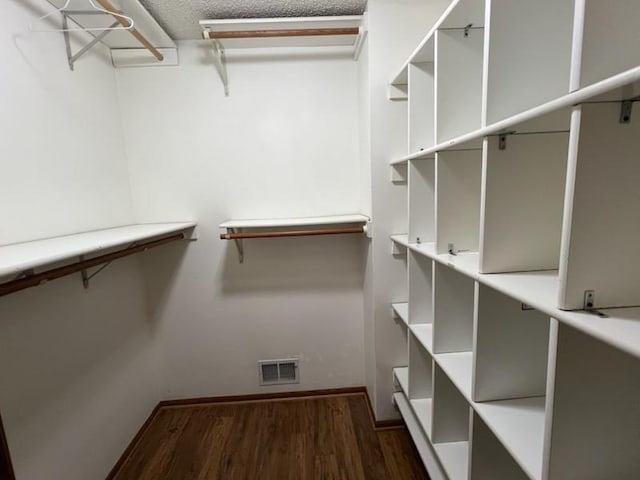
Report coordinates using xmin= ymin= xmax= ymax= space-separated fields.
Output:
xmin=113 ymin=393 xmax=428 ymax=480
xmin=347 ymin=395 xmax=388 ymax=480
xmin=377 ymin=429 xmax=430 ymax=480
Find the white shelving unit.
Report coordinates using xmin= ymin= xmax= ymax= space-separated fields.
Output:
xmin=388 ymin=1 xmax=640 ymax=479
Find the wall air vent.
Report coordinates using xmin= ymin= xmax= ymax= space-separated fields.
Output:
xmin=258 ymin=358 xmax=300 ymax=385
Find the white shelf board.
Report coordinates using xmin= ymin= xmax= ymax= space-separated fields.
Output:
xmin=410 ymin=324 xmax=434 ymax=355
xmin=434 ymin=351 xmax=473 ymax=400
xmin=474 ymin=396 xmax=546 ymax=480
xmin=404 ymin=249 xmax=640 ymax=360
xmin=434 ymin=441 xmax=470 ymax=480
xmin=390 ymin=234 xmax=411 ymax=249
xmin=404 ymin=240 xmax=479 ymax=278
xmin=200 ymin=16 xmax=363 ymax=49
xmin=0 ymin=222 xmax=196 ymax=278
xmin=482 ymin=270 xmax=640 ymax=360
xmin=219 ymin=214 xmax=369 ymax=229
xmin=437 ymin=252 xmax=480 ymax=279
xmin=411 ymin=398 xmax=434 ymax=439
xmin=389 ymin=64 xmax=640 ymax=166
xmin=393 ymin=366 xmax=409 ymax=396
xmin=407 ymin=241 xmax=437 ymax=259
xmin=392 ymin=302 xmax=409 ymax=326
xmin=393 ymin=393 xmax=447 ymax=480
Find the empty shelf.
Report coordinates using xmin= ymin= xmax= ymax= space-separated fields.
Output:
xmin=474 ymin=396 xmax=546 ymax=480
xmin=392 ymin=302 xmax=409 ymax=326
xmin=219 ymin=214 xmax=369 ymax=229
xmin=0 ymin=222 xmax=196 ymax=278
xmin=393 ymin=366 xmax=409 ymax=396
xmin=411 ymin=398 xmax=434 ymax=439
xmin=434 ymin=441 xmax=470 ymax=480
xmin=410 ymin=324 xmax=434 ymax=355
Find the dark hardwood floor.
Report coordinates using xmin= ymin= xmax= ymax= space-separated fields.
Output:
xmin=112 ymin=393 xmax=428 ymax=480
xmin=0 ymin=414 xmax=15 ymax=480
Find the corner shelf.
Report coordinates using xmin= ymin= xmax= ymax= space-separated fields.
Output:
xmin=0 ymin=222 xmax=197 ymax=296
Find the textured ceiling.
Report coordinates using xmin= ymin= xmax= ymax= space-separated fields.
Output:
xmin=139 ymin=0 xmax=368 ymax=40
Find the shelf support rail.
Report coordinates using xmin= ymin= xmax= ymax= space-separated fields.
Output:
xmin=0 ymin=233 xmax=185 ymax=298
xmin=220 ymin=225 xmax=367 ymax=263
xmin=78 ymin=240 xmax=139 ymax=289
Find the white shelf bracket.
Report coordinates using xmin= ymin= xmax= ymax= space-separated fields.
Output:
xmin=583 ymin=289 xmax=609 ymax=318
xmin=210 ymin=39 xmax=229 ymax=96
xmin=228 ymin=229 xmax=244 ymax=263
xmin=78 ymin=242 xmax=138 ymax=289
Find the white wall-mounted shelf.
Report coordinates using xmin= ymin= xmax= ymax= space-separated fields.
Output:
xmin=219 ymin=214 xmax=370 ymax=263
xmin=0 ymin=222 xmax=196 ymax=278
xmin=219 ymin=214 xmax=369 ymax=230
xmin=0 ymin=222 xmax=197 ymax=297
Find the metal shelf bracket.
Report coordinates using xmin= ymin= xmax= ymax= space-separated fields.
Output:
xmin=62 ymin=13 xmax=119 ymax=71
xmin=226 ymin=229 xmax=244 ymax=263
xmin=210 ymin=39 xmax=229 ymax=96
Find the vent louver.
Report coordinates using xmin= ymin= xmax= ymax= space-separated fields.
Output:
xmin=258 ymin=358 xmax=300 ymax=385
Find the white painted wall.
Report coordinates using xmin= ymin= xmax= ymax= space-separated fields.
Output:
xmin=365 ymin=0 xmax=451 ymax=420
xmin=116 ymin=42 xmax=366 ymax=399
xmin=0 ymin=2 xmax=161 ymax=479
xmin=0 ymin=1 xmax=135 ymax=245
xmin=357 ymin=9 xmax=377 ymax=414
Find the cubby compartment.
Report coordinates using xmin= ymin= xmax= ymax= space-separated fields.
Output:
xmin=480 ymin=125 xmax=569 ymax=274
xmin=558 ymin=101 xmax=640 ymax=309
xmin=544 ymin=321 xmax=640 ymax=480
xmin=408 ymin=250 xmax=433 ymax=325
xmin=432 ymin=364 xmax=471 ymax=480
xmin=408 ymin=59 xmax=435 ymax=153
xmin=433 ymin=263 xmax=474 ymax=354
xmin=408 ymin=332 xmax=434 ymax=438
xmin=483 ymin=0 xmax=574 ymax=124
xmin=435 ymin=149 xmax=482 ymax=255
xmin=473 ymin=284 xmax=550 ymax=402
xmin=408 ymin=158 xmax=435 ymax=244
xmin=469 ymin=412 xmax=529 ymax=480
xmin=435 ymin=26 xmax=484 ymax=143
xmin=577 ymin=0 xmax=640 ymax=89
xmin=393 ymin=366 xmax=409 ymax=397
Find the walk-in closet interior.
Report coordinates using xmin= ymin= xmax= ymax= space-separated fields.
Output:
xmin=1 ymin=1 xmax=638 ymax=479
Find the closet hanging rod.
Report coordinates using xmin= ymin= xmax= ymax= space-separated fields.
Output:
xmin=220 ymin=226 xmax=365 ymax=240
xmin=93 ymin=0 xmax=164 ymax=61
xmin=204 ymin=27 xmax=359 ymax=40
xmin=0 ymin=233 xmax=183 ymax=297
